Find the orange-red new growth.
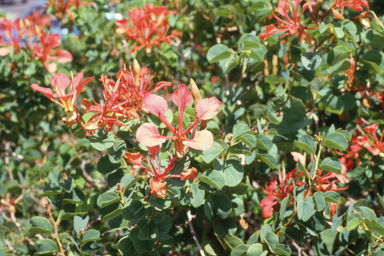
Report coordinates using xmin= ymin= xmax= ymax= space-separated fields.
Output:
xmin=115 ymin=4 xmax=181 ymax=53
xmin=83 ymin=63 xmax=172 ymax=135
xmin=260 ymin=0 xmax=317 ymax=43
xmin=30 ymin=71 xmax=93 ymax=126
xmin=260 ymin=169 xmax=305 ymax=219
xmin=136 ymin=84 xmax=222 ymax=158
xmin=33 ymin=32 xmax=73 ymax=73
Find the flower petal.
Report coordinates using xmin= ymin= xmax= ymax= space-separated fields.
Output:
xmin=30 ymin=84 xmax=53 ymax=99
xmin=143 ymin=94 xmax=168 ymax=116
xmin=57 ymin=49 xmax=73 ymax=63
xmin=136 ymin=123 xmax=168 ymax=147
xmin=196 ymin=97 xmax=222 ymax=120
xmin=172 ymin=84 xmax=192 ymax=114
xmin=124 ymin=152 xmax=143 ymax=166
xmin=180 ymin=167 xmax=197 ymax=181
xmin=183 ymin=130 xmax=213 ymax=151
xmin=50 ymin=73 xmax=70 ymax=95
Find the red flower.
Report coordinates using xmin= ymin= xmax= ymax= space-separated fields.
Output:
xmin=136 ymin=84 xmax=222 ymax=158
xmin=333 ymin=0 xmax=369 ymax=12
xmin=260 ymin=169 xmax=305 ymax=219
xmin=33 ymin=32 xmax=73 ymax=72
xmin=115 ymin=4 xmax=181 ymax=53
xmin=24 ymin=9 xmax=51 ymax=33
xmin=83 ymin=62 xmax=171 ymax=135
xmin=30 ymin=71 xmax=93 ymax=126
xmin=0 ymin=18 xmax=22 ymax=56
xmin=336 ymin=130 xmax=362 ymax=173
xmin=360 ymin=123 xmax=384 ymax=156
xmin=346 ymin=58 xmax=356 ymax=79
xmin=125 ymin=145 xmax=198 ymax=198
xmin=312 ymin=170 xmax=349 ymax=192
xmin=260 ymin=0 xmax=317 ymax=43
xmin=46 ymin=0 xmax=93 ymax=22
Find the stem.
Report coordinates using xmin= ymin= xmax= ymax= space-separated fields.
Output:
xmin=48 ymin=209 xmax=65 ymax=256
xmin=186 ymin=209 xmax=205 ymax=256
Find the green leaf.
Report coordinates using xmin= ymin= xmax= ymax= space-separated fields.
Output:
xmin=378 ymin=193 xmax=384 ymax=209
xmin=239 ymin=134 xmax=257 ymax=149
xmin=319 ymin=157 xmax=342 ymax=174
xmin=265 ymin=75 xmax=287 ymax=85
xmin=100 ymin=202 xmax=123 ymax=223
xmin=324 ymin=191 xmax=341 ymax=204
xmin=238 ymin=34 xmax=260 ymax=51
xmin=60 ymin=176 xmax=73 ymax=193
xmin=207 ymin=44 xmax=232 ymax=63
xmin=260 ymin=154 xmax=277 ymax=169
xmin=214 ymin=218 xmax=237 ymax=238
xmin=323 ymin=132 xmax=348 ymax=151
xmin=224 ymin=159 xmax=244 ymax=187
xmin=256 ymin=135 xmax=272 ymax=151
xmin=97 ymin=155 xmax=121 ymax=174
xmin=74 ymin=215 xmax=89 ymax=234
xmin=233 ymin=123 xmax=252 ymax=141
xmin=28 ymin=216 xmax=52 ymax=236
xmin=40 ymin=182 xmax=61 ymax=197
xmin=231 ymin=245 xmax=249 ymax=256
xmin=366 ymin=219 xmax=384 ymax=236
xmin=301 ymin=52 xmax=322 ymax=71
xmin=264 ymin=232 xmax=279 ymax=252
xmin=223 ymin=235 xmax=244 ymax=250
xmin=97 ymin=192 xmax=120 ymax=208
xmin=82 ymin=229 xmax=101 ymax=243
xmin=200 ymin=170 xmax=225 ymax=190
xmin=313 ymin=192 xmax=325 ymax=211
xmin=191 ymin=183 xmax=205 ymax=208
xmin=297 ymin=194 xmax=315 ymax=221
xmin=280 ymin=196 xmax=293 ymax=219
xmin=34 ymin=239 xmax=58 ymax=255
xmin=148 ymin=195 xmax=172 ymax=211
xmin=108 ymin=141 xmax=125 ymax=164
xmin=274 ymin=244 xmax=292 ymax=256
xmin=120 ymin=174 xmax=140 ymax=191
xmin=203 ymin=142 xmax=224 ymax=164
xmin=118 ymin=236 xmax=135 ymax=256
xmin=214 ymin=194 xmax=232 ymax=219
xmin=294 ymin=135 xmax=317 ymax=154
xmin=346 ymin=218 xmax=361 ymax=231
xmin=247 ymin=243 xmax=267 ymax=256
xmin=90 ymin=132 xmax=115 ymax=151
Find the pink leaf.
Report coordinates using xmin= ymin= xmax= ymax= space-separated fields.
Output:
xmin=57 ymin=50 xmax=73 ymax=63
xmin=50 ymin=73 xmax=70 ymax=95
xmin=0 ymin=47 xmax=10 ymax=56
xmin=136 ymin=123 xmax=168 ymax=147
xmin=291 ymin=152 xmax=305 ymax=166
xmin=196 ymin=97 xmax=222 ymax=120
xmin=183 ymin=130 xmax=213 ymax=151
xmin=172 ymin=84 xmax=192 ymax=114
xmin=30 ymin=84 xmax=53 ymax=99
xmin=143 ymin=94 xmax=168 ymax=116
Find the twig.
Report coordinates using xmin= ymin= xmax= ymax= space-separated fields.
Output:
xmin=186 ymin=209 xmax=205 ymax=256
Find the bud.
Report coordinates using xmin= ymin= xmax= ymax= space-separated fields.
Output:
xmin=133 ymin=59 xmax=141 ymax=87
xmin=180 ymin=167 xmax=197 ymax=181
xmin=190 ymin=78 xmax=200 ymax=109
xmin=362 ymin=98 xmax=371 ymax=108
xmin=332 ymin=8 xmax=345 ymax=20
xmin=272 ymin=55 xmax=278 ymax=75
xmin=150 ymin=178 xmax=167 ymax=198
xmin=359 ymin=12 xmax=371 ymax=28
